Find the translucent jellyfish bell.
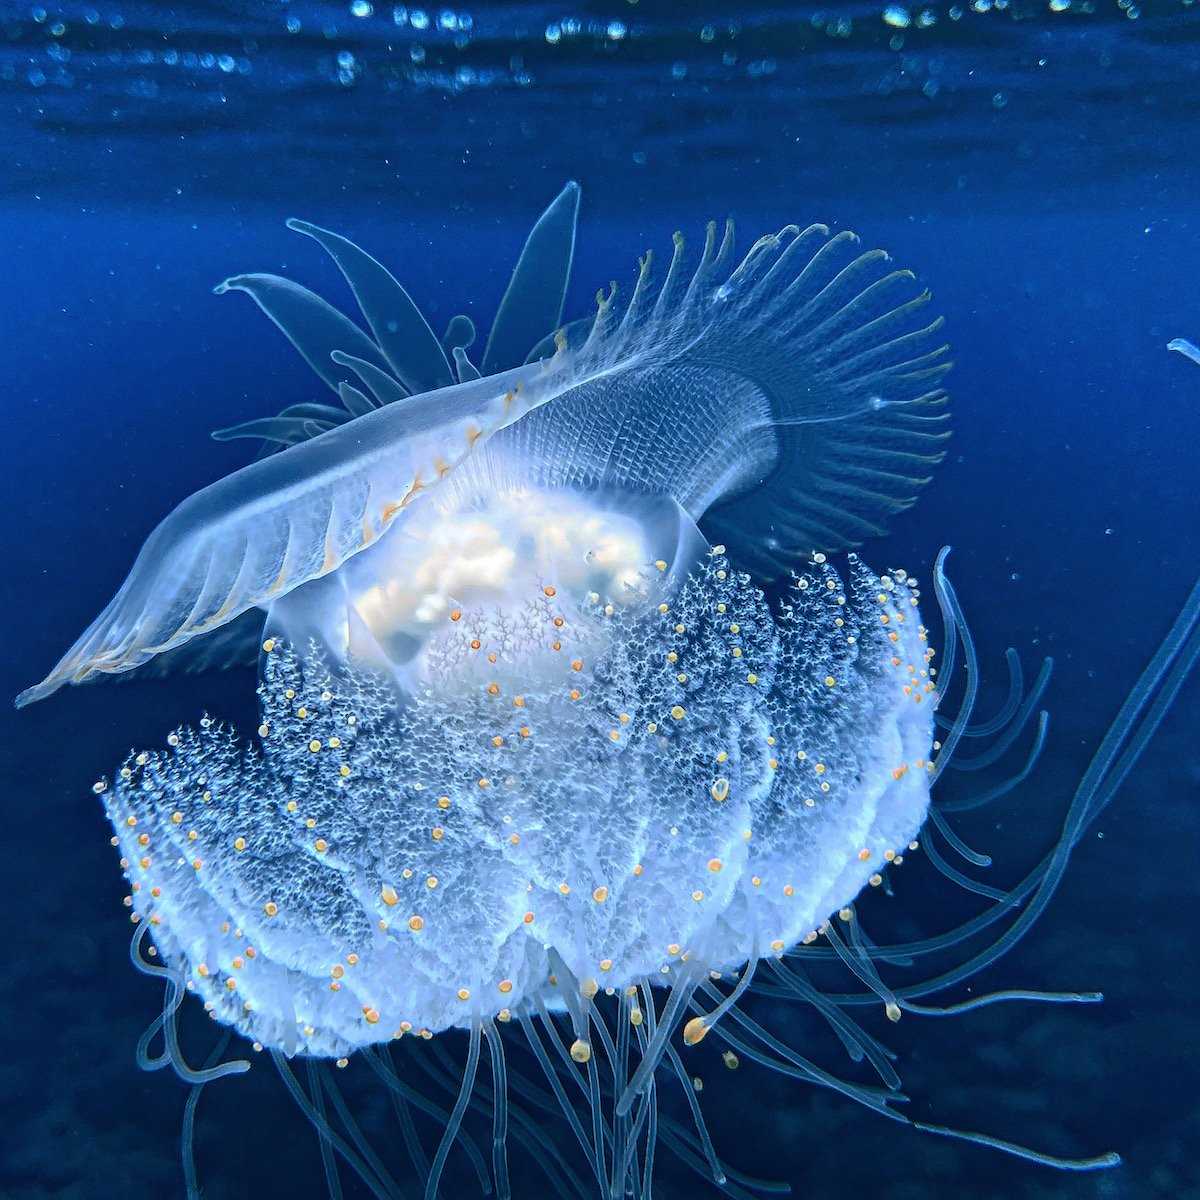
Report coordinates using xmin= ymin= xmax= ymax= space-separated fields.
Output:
xmin=17 ymin=191 xmax=952 ymax=705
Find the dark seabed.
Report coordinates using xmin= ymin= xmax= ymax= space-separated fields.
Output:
xmin=2 ymin=2 xmax=1199 ymax=1198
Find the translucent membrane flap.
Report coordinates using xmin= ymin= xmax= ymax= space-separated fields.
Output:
xmin=482 ymin=180 xmax=580 ymax=375
xmin=20 ymin=207 xmax=950 ymax=701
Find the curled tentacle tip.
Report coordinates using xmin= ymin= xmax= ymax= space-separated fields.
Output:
xmin=285 ymin=217 xmax=316 ymax=233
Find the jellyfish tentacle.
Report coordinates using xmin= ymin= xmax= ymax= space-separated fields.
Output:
xmin=765 ymin=959 xmax=902 ymax=1088
xmin=482 ymin=181 xmax=580 ymax=375
xmin=919 ymin=833 xmax=1009 ymax=902
xmin=365 ymin=1044 xmax=493 ymax=1193
xmin=939 ymin=710 xmax=1049 ymax=814
xmin=306 ymin=1061 xmax=345 ymax=1200
xmin=899 ymin=989 xmax=1103 ymax=1016
xmin=181 ymin=1032 xmax=232 ymax=1200
xmin=615 ymin=969 xmax=701 ymax=1117
xmin=211 ymin=415 xmax=327 ymax=446
xmin=911 ymin=1121 xmax=1120 ymax=1172
xmin=338 ymin=382 xmax=378 ymax=419
xmin=948 ymin=656 xmax=1053 ymax=771
xmin=214 ymin=272 xmax=393 ymax=392
xmin=483 ymin=1022 xmax=511 ymax=1200
xmin=823 ymin=918 xmax=905 ymax=1017
xmin=925 ymin=805 xmax=992 ymax=867
xmin=663 ymin=1042 xmax=727 ymax=1186
xmin=929 ymin=548 xmax=979 ymax=782
xmin=518 ymin=1011 xmax=606 ymax=1190
xmin=609 ymin=993 xmax=633 ymax=1200
xmin=1167 ymin=336 xmax=1200 ymax=364
xmin=813 ymin=570 xmax=1200 ymax=993
xmin=362 ymin=1048 xmax=430 ymax=1186
xmin=285 ymin=218 xmax=453 ymax=395
xmin=129 ymin=924 xmax=250 ymax=1084
xmin=425 ymin=1019 xmax=482 ymax=1200
xmin=578 ymin=992 xmax=633 ymax=1200
xmin=454 ymin=346 xmax=483 ymax=382
xmin=330 ymin=350 xmax=410 ymax=407
xmin=498 ymin=1079 xmax=591 ymax=1200
xmin=443 ymin=314 xmax=476 ymax=356
xmin=633 ymin=1011 xmax=658 ymax=1200
xmin=938 ymin=646 xmax=1023 ymax=738
xmin=318 ymin=1066 xmax=407 ymax=1199
xmin=271 ymin=1052 xmax=394 ymax=1200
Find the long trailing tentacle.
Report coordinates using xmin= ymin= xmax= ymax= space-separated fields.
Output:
xmin=616 ymin=967 xmax=702 ymax=1116
xmin=939 ymin=709 xmax=1049 ymax=814
xmin=180 ymin=1032 xmax=233 ymax=1200
xmin=318 ymin=1066 xmax=407 ymax=1198
xmin=270 ymin=1051 xmax=394 ymax=1200
xmin=129 ymin=923 xmax=250 ymax=1084
xmin=372 ymin=1042 xmax=494 ymax=1194
xmin=365 ymin=1047 xmax=430 ymax=1187
xmin=307 ymin=1061 xmax=345 ymax=1200
xmin=483 ymin=1021 xmax=512 ymax=1200
xmin=425 ymin=1019 xmax=482 ymax=1200
xmin=929 ymin=548 xmax=978 ymax=783
xmin=418 ymin=1034 xmax=586 ymax=1199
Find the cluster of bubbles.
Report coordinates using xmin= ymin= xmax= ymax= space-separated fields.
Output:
xmin=5 ymin=0 xmax=1188 ymax=100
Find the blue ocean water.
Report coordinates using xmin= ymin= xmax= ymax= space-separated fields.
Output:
xmin=2 ymin=2 xmax=1199 ymax=1198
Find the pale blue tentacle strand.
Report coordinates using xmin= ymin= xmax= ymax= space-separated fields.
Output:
xmin=483 ymin=1020 xmax=511 ymax=1200
xmin=937 ymin=646 xmax=1022 ymax=736
xmin=822 ymin=569 xmax=1200 ymax=990
xmin=129 ymin=923 xmax=250 ymax=1084
xmin=270 ymin=1051 xmax=394 ymax=1200
xmin=425 ymin=1020 xmax=483 ymax=1200
xmin=939 ymin=710 xmax=1049 ymax=813
xmin=181 ymin=1031 xmax=233 ymax=1200
xmin=929 ymin=548 xmax=978 ymax=782
xmin=948 ymin=656 xmax=1053 ymax=771
xmin=307 ymin=1061 xmax=344 ymax=1200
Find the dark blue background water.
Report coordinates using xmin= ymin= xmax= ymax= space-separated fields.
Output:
xmin=2 ymin=2 xmax=1199 ymax=1198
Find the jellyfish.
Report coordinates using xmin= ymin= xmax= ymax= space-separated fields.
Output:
xmin=17 ymin=184 xmax=1200 ymax=1200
